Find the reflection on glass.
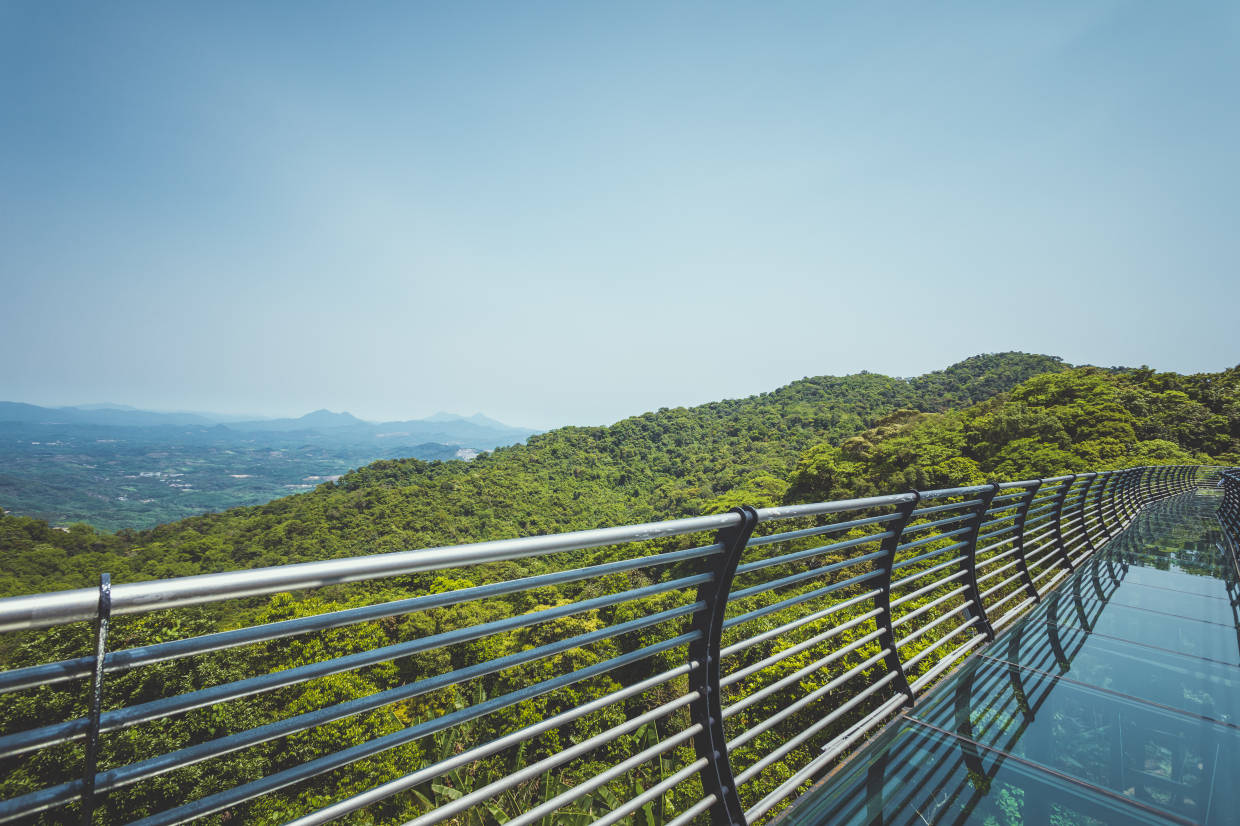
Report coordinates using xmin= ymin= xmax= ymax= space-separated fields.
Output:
xmin=775 ymin=491 xmax=1240 ymax=826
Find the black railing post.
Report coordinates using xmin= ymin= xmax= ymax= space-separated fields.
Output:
xmin=1116 ymin=468 xmax=1141 ymax=527
xmin=1050 ymin=475 xmax=1076 ymax=574
xmin=875 ymin=493 xmax=919 ymax=707
xmin=961 ymin=483 xmax=1000 ymax=640
xmin=81 ymin=573 xmax=111 ymax=826
xmin=1095 ymin=471 xmax=1117 ymax=540
xmin=689 ymin=507 xmax=757 ymax=826
xmin=1012 ymin=480 xmax=1044 ymax=603
xmin=1153 ymin=466 xmax=1171 ymax=500
xmin=1077 ymin=473 xmax=1101 ymax=556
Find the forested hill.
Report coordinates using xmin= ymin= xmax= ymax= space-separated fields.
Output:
xmin=0 ymin=354 xmax=1237 ymax=824
xmin=7 ymin=353 xmax=1240 ymax=599
xmin=786 ymin=365 xmax=1240 ymax=503
xmin=1 ymin=352 xmax=1064 ymax=595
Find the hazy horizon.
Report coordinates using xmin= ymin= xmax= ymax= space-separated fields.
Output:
xmin=4 ymin=3 xmax=1238 ymax=431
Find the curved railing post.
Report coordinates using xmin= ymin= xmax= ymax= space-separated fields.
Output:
xmin=1076 ymin=473 xmax=1102 ymax=555
xmin=1220 ymin=470 xmax=1240 ymax=564
xmin=962 ymin=483 xmax=1000 ymax=640
xmin=1154 ymin=465 xmax=1172 ymax=500
xmin=81 ymin=573 xmax=111 ymax=826
xmin=1095 ymin=471 xmax=1118 ymax=540
xmin=689 ymin=506 xmax=757 ymax=826
xmin=1050 ymin=474 xmax=1077 ymax=574
xmin=1011 ymin=480 xmax=1044 ymax=603
xmin=1117 ymin=467 xmax=1142 ymax=527
xmin=875 ymin=493 xmax=920 ymax=707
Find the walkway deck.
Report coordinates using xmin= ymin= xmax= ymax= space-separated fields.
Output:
xmin=775 ymin=489 xmax=1240 ymax=826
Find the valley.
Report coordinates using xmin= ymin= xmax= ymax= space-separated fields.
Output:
xmin=0 ymin=407 xmax=536 ymax=531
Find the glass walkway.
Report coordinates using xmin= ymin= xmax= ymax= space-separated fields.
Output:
xmin=776 ymin=489 xmax=1240 ymax=826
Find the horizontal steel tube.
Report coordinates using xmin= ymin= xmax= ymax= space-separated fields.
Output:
xmin=285 ymin=665 xmax=696 ymax=826
xmin=0 ymin=574 xmax=706 ymax=759
xmin=735 ymin=670 xmax=900 ymax=791
xmin=728 ymin=649 xmax=891 ymax=754
xmin=745 ymin=512 xmax=900 ymax=549
xmin=991 ymin=598 xmax=1035 ymax=630
xmin=664 ymin=796 xmax=717 ymax=826
xmin=106 ymin=611 xmax=699 ymax=793
xmin=3 ymin=633 xmax=697 ymax=824
xmin=720 ymin=589 xmax=882 ymax=659
xmin=735 ymin=534 xmax=889 ymax=577
xmin=976 ymin=521 xmax=1019 ymax=543
xmin=0 ymin=512 xmax=744 ymax=632
xmin=0 ymin=541 xmax=722 ymax=695
xmin=902 ymin=618 xmax=979 ymax=670
xmin=723 ymin=632 xmax=886 ymax=721
xmin=890 ymin=586 xmax=969 ymax=629
xmin=976 ymin=556 xmax=1022 ymax=586
xmin=911 ymin=499 xmax=983 ymax=518
xmin=755 ymin=493 xmax=915 ymax=523
xmin=730 ymin=550 xmax=885 ymax=601
xmin=918 ymin=484 xmax=994 ymax=501
xmin=896 ymin=525 xmax=972 ymax=554
xmin=589 ymin=758 xmax=709 ymax=826
xmin=890 ymin=541 xmax=968 ymax=573
xmin=501 ymin=723 xmax=700 ymax=826
xmin=889 ymin=554 xmax=967 ymax=592
xmin=909 ymin=634 xmax=986 ymax=692
xmin=889 ymin=569 xmax=969 ymax=609
xmin=721 ymin=608 xmax=883 ymax=687
xmin=974 ymin=544 xmax=1021 ymax=570
xmin=894 ymin=601 xmax=972 ymax=649
xmin=987 ymin=587 xmax=1028 ymax=613
xmin=124 ymin=636 xmax=692 ymax=826
xmin=400 ymin=705 xmax=699 ymax=826
xmin=744 ymin=687 xmax=906 ymax=822
xmin=979 ymin=570 xmax=1025 ymax=599
xmin=723 ymin=569 xmax=884 ymax=631
xmin=903 ymin=511 xmax=976 ymax=535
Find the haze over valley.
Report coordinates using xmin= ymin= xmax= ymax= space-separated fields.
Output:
xmin=0 ymin=403 xmax=536 ymax=531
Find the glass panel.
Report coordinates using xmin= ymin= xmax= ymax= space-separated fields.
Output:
xmin=776 ymin=719 xmax=1183 ymax=826
xmin=1049 ymin=601 xmax=1240 ymax=666
xmin=1118 ymin=565 xmax=1236 ymax=598
xmin=1103 ymin=581 xmax=1240 ymax=626
xmin=910 ymin=654 xmax=1240 ymax=824
xmin=781 ymin=494 xmax=1239 ymax=826
xmin=981 ymin=618 xmax=1240 ymax=725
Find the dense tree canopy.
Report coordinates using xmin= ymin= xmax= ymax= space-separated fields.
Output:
xmin=0 ymin=352 xmax=1076 ymax=596
xmin=1 ymin=353 xmax=1236 ymax=825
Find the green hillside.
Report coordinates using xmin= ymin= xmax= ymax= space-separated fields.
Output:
xmin=1 ymin=353 xmax=1237 ymax=826
xmin=786 ymin=365 xmax=1240 ymax=502
xmin=0 ymin=352 xmax=1066 ymax=595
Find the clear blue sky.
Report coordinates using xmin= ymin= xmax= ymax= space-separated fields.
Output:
xmin=2 ymin=2 xmax=1237 ymax=429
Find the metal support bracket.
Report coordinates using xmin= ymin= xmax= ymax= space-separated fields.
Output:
xmin=689 ymin=506 xmax=757 ymax=826
xmin=961 ymin=484 xmax=1000 ymax=641
xmin=81 ymin=572 xmax=111 ymax=826
xmin=875 ymin=493 xmax=919 ymax=707
xmin=1011 ymin=480 xmax=1044 ymax=603
xmin=1050 ymin=476 xmax=1076 ymax=574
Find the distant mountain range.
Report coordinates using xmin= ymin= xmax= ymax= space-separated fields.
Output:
xmin=0 ymin=402 xmax=539 ymax=531
xmin=0 ymin=402 xmax=538 ymax=448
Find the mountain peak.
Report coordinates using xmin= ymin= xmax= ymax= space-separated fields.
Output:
xmin=297 ymin=409 xmax=364 ymax=427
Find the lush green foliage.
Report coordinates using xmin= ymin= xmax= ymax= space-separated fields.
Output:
xmin=1 ymin=354 xmax=1236 ymax=825
xmin=0 ymin=351 xmax=1069 ymax=597
xmin=786 ymin=365 xmax=1240 ymax=502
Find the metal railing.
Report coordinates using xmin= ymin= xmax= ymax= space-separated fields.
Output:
xmin=1220 ymin=468 xmax=1240 ymax=562
xmin=0 ymin=465 xmax=1228 ymax=826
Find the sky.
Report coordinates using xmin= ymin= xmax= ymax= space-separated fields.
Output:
xmin=2 ymin=2 xmax=1237 ymax=430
